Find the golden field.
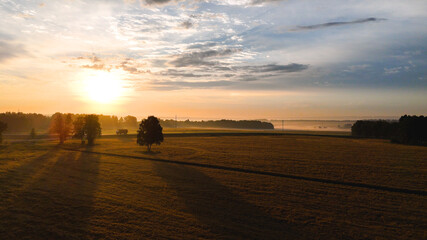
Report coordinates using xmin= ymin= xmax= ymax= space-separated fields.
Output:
xmin=0 ymin=134 xmax=426 ymax=239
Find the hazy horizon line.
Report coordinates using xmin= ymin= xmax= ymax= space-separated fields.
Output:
xmin=0 ymin=111 xmax=404 ymax=121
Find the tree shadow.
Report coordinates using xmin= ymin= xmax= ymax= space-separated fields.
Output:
xmin=0 ymin=147 xmax=101 ymax=239
xmin=0 ymin=147 xmax=59 ymax=196
xmin=140 ymin=150 xmax=161 ymax=155
xmin=153 ymin=162 xmax=305 ymax=239
xmin=116 ymin=135 xmax=133 ymax=142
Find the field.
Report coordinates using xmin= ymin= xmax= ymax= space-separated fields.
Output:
xmin=0 ymin=133 xmax=426 ymax=239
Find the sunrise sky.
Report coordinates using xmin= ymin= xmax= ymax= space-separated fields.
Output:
xmin=0 ymin=0 xmax=426 ymax=120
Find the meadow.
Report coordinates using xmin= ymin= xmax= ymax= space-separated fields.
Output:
xmin=0 ymin=133 xmax=426 ymax=239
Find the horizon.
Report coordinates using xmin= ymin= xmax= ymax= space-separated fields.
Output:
xmin=0 ymin=110 xmax=403 ymax=122
xmin=1 ymin=0 xmax=426 ymax=119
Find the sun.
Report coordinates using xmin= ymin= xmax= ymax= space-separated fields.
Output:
xmin=83 ymin=71 xmax=125 ymax=103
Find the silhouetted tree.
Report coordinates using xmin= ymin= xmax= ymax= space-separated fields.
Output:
xmin=84 ymin=115 xmax=101 ymax=145
xmin=98 ymin=114 xmax=119 ymax=130
xmin=118 ymin=117 xmax=124 ymax=128
xmin=352 ymin=115 xmax=427 ymax=146
xmin=0 ymin=112 xmax=50 ymax=133
xmin=50 ymin=113 xmax=73 ymax=144
xmin=391 ymin=115 xmax=427 ymax=145
xmin=0 ymin=121 xmax=7 ymax=143
xmin=137 ymin=116 xmax=163 ymax=152
xmin=351 ymin=120 xmax=396 ymax=139
xmin=30 ymin=128 xmax=36 ymax=139
xmin=124 ymin=115 xmax=138 ymax=129
xmin=73 ymin=116 xmax=86 ymax=144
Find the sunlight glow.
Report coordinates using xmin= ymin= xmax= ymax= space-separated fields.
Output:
xmin=83 ymin=71 xmax=126 ymax=103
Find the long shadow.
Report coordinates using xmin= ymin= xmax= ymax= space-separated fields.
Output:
xmin=116 ymin=135 xmax=134 ymax=143
xmin=153 ymin=162 xmax=306 ymax=239
xmin=0 ymin=147 xmax=101 ymax=239
xmin=0 ymin=147 xmax=60 ymax=236
xmin=0 ymin=147 xmax=59 ymax=201
xmin=63 ymin=148 xmax=427 ymax=196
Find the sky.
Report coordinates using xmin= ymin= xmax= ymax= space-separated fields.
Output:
xmin=0 ymin=0 xmax=426 ymax=120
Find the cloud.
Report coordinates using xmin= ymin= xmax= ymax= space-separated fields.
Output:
xmin=180 ymin=20 xmax=193 ymax=29
xmin=91 ymin=55 xmax=101 ymax=63
xmin=81 ymin=64 xmax=106 ymax=70
xmin=0 ymin=40 xmax=27 ymax=63
xmin=149 ymin=80 xmax=233 ymax=90
xmin=384 ymin=66 xmax=402 ymax=75
xmin=143 ymin=0 xmax=175 ymax=5
xmin=213 ymin=0 xmax=283 ymax=6
xmin=251 ymin=0 xmax=282 ymax=5
xmin=75 ymin=54 xmax=101 ymax=63
xmin=292 ymin=18 xmax=386 ymax=31
xmin=170 ymin=49 xmax=240 ymax=67
xmin=118 ymin=58 xmax=145 ymax=74
xmin=75 ymin=55 xmax=147 ymax=73
xmin=17 ymin=11 xmax=36 ymax=19
xmin=237 ymin=72 xmax=285 ymax=82
xmin=344 ymin=64 xmax=370 ymax=72
xmin=239 ymin=75 xmax=259 ymax=82
xmin=187 ymin=42 xmax=218 ymax=49
xmin=159 ymin=69 xmax=211 ymax=78
xmin=243 ymin=63 xmax=308 ymax=73
xmin=77 ymin=54 xmax=109 ymax=70
xmin=120 ymin=62 xmax=138 ymax=73
xmin=213 ymin=66 xmax=232 ymax=71
xmin=222 ymin=74 xmax=235 ymax=78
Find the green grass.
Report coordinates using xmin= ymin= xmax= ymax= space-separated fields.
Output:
xmin=0 ymin=135 xmax=426 ymax=239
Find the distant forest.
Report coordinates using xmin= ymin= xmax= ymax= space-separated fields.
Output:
xmin=0 ymin=112 xmax=274 ymax=133
xmin=0 ymin=112 xmax=138 ymax=133
xmin=160 ymin=119 xmax=274 ymax=129
xmin=352 ymin=115 xmax=427 ymax=146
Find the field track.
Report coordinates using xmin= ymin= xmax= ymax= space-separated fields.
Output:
xmin=62 ymin=146 xmax=427 ymax=196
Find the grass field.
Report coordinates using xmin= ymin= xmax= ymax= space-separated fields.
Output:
xmin=3 ymin=127 xmax=351 ymax=139
xmin=0 ymin=134 xmax=426 ymax=239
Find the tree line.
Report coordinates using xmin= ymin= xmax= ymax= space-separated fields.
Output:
xmin=351 ymin=115 xmax=427 ymax=145
xmin=0 ymin=112 xmax=139 ymax=133
xmin=0 ymin=112 xmax=50 ymax=133
xmin=0 ymin=112 xmax=275 ymax=133
xmin=160 ymin=119 xmax=274 ymax=129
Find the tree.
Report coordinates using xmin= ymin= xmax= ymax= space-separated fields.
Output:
xmin=0 ymin=112 xmax=50 ymax=133
xmin=30 ymin=128 xmax=36 ymax=139
xmin=0 ymin=121 xmax=7 ymax=144
xmin=392 ymin=115 xmax=427 ymax=145
xmin=124 ymin=115 xmax=138 ymax=129
xmin=50 ymin=112 xmax=72 ymax=144
xmin=84 ymin=115 xmax=101 ymax=145
xmin=137 ymin=116 xmax=163 ymax=152
xmin=73 ymin=116 xmax=86 ymax=144
xmin=118 ymin=117 xmax=124 ymax=128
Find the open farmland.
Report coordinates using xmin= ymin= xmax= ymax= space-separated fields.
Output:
xmin=0 ymin=134 xmax=426 ymax=239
